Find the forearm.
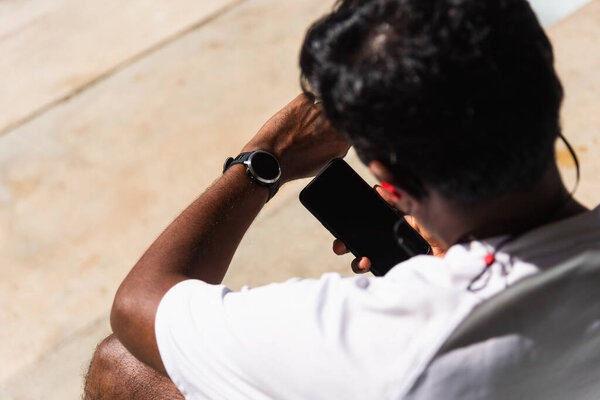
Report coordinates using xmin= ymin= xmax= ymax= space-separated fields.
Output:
xmin=110 ymin=94 xmax=349 ymax=374
xmin=111 ymin=164 xmax=268 ymax=372
xmin=134 ymin=164 xmax=268 ymax=284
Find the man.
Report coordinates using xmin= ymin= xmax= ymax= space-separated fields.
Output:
xmin=85 ymin=0 xmax=600 ymax=398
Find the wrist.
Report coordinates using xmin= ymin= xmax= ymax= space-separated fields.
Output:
xmin=240 ymin=142 xmax=278 ymax=158
xmin=223 ymin=163 xmax=270 ymax=199
xmin=223 ymin=150 xmax=281 ymax=201
xmin=241 ymin=142 xmax=293 ymax=185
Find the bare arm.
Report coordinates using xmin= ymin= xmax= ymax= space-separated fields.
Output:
xmin=110 ymin=94 xmax=349 ymax=374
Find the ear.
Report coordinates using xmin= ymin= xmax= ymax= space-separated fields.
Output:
xmin=368 ymin=160 xmax=422 ymax=215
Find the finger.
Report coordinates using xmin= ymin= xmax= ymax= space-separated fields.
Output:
xmin=375 ymin=185 xmax=392 ymax=203
xmin=374 ymin=184 xmax=386 ymax=196
xmin=374 ymin=185 xmax=404 ymax=215
xmin=351 ymin=257 xmax=371 ymax=274
xmin=332 ymin=239 xmax=349 ymax=255
xmin=403 ymin=215 xmax=420 ymax=233
xmin=358 ymin=257 xmax=371 ymax=272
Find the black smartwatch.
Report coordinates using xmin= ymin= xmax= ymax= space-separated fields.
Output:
xmin=223 ymin=151 xmax=281 ymax=201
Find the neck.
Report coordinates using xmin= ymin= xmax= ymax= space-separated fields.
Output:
xmin=433 ymin=164 xmax=588 ymax=246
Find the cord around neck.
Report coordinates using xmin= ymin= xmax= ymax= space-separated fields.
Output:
xmin=467 ymin=133 xmax=580 ymax=292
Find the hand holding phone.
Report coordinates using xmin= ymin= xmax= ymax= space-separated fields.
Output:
xmin=300 ymin=159 xmax=431 ymax=276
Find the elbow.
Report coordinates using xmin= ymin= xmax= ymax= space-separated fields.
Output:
xmin=110 ymin=282 xmax=133 ymax=341
xmin=109 ymin=279 xmax=170 ymax=374
xmin=109 ymin=264 xmax=184 ymax=371
xmin=110 ymin=280 xmax=149 ymax=356
xmin=110 ymin=267 xmax=157 ymax=341
xmin=110 ymin=272 xmax=178 ymax=347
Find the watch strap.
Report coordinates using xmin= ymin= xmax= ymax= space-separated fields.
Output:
xmin=223 ymin=152 xmax=280 ymax=201
xmin=223 ymin=152 xmax=252 ymax=173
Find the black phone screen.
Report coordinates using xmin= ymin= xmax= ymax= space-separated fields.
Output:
xmin=300 ymin=159 xmax=430 ymax=276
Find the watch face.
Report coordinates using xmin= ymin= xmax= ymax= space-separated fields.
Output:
xmin=249 ymin=151 xmax=281 ymax=183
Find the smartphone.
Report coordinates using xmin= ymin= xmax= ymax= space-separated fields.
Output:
xmin=299 ymin=159 xmax=431 ymax=276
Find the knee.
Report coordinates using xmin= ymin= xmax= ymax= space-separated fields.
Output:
xmin=83 ymin=334 xmax=132 ymax=399
xmin=83 ymin=334 xmax=183 ymax=400
xmin=92 ymin=334 xmax=128 ymax=373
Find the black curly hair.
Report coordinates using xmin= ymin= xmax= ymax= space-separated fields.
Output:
xmin=300 ymin=0 xmax=563 ymax=202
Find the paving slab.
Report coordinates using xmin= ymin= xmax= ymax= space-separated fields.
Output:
xmin=0 ymin=0 xmax=335 ymax=392
xmin=0 ymin=0 xmax=242 ymax=135
xmin=0 ymin=316 xmax=111 ymax=400
xmin=1 ymin=0 xmax=599 ymax=398
xmin=548 ymin=0 xmax=600 ymax=206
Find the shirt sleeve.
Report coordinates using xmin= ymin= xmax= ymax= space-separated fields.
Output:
xmin=155 ymin=275 xmax=370 ymax=399
xmin=155 ymin=266 xmax=474 ymax=400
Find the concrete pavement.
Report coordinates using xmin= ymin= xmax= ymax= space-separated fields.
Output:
xmin=1 ymin=0 xmax=599 ymax=398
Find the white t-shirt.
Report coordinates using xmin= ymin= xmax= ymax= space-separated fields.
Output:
xmin=155 ymin=207 xmax=600 ymax=399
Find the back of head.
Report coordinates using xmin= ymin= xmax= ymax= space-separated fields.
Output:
xmin=300 ymin=0 xmax=563 ymax=202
